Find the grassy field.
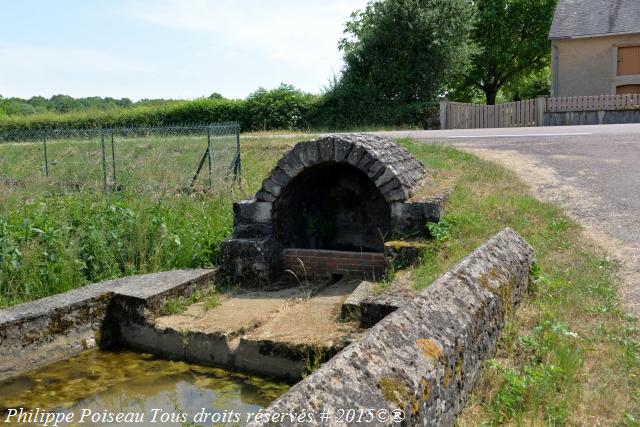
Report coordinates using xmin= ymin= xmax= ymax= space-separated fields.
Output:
xmin=0 ymin=135 xmax=290 ymax=307
xmin=0 ymin=133 xmax=239 ymax=192
xmin=0 ymin=135 xmax=638 ymax=424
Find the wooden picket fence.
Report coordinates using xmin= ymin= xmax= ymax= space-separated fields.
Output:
xmin=546 ymin=94 xmax=640 ymax=112
xmin=440 ymin=94 xmax=640 ymax=129
xmin=441 ymin=99 xmax=540 ymax=129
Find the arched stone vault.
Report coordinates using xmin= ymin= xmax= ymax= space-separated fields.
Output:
xmin=254 ymin=134 xmax=428 ymax=204
xmin=221 ymin=134 xmax=442 ymax=287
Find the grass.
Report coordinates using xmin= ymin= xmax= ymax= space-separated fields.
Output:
xmin=162 ymin=285 xmax=221 ymax=315
xmin=395 ymin=139 xmax=640 ymax=425
xmin=0 ymin=135 xmax=293 ymax=308
xmin=0 ymin=134 xmax=638 ymax=424
xmin=0 ymin=134 xmax=239 ymax=192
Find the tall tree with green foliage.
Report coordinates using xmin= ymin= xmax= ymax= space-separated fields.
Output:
xmin=463 ymin=0 xmax=556 ymax=105
xmin=340 ymin=0 xmax=476 ymax=103
xmin=316 ymin=0 xmax=476 ymax=127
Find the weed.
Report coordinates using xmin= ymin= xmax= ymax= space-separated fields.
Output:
xmin=303 ymin=345 xmax=326 ymax=377
xmin=426 ymin=217 xmax=455 ymax=242
xmin=162 ymin=285 xmax=220 ymax=316
xmin=285 ymin=258 xmax=313 ymax=300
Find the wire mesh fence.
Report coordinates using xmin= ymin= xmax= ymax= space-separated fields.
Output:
xmin=0 ymin=123 xmax=241 ymax=194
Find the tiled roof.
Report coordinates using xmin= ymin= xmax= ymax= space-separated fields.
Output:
xmin=549 ymin=0 xmax=640 ymax=39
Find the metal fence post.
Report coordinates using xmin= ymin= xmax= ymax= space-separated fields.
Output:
xmin=43 ymin=135 xmax=49 ymax=177
xmin=235 ymin=129 xmax=242 ymax=178
xmin=207 ymin=127 xmax=213 ymax=187
xmin=101 ymin=133 xmax=108 ymax=192
xmin=110 ymin=132 xmax=116 ymax=186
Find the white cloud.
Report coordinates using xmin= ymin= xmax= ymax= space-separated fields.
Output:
xmin=0 ymin=43 xmax=149 ymax=74
xmin=0 ymin=1 xmax=370 ymax=99
xmin=124 ymin=0 xmax=368 ymax=73
xmin=0 ymin=43 xmax=152 ymax=99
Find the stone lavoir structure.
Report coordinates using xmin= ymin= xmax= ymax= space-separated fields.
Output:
xmin=221 ymin=134 xmax=439 ymax=286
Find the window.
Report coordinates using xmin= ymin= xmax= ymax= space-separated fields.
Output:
xmin=618 ymin=46 xmax=640 ymax=75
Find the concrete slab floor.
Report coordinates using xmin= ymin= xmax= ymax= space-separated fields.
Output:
xmin=154 ymin=278 xmax=363 ymax=350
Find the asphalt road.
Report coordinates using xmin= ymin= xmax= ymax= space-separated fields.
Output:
xmin=376 ymin=124 xmax=640 ymax=314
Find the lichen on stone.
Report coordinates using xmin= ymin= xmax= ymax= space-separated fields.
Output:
xmin=416 ymin=338 xmax=444 ymax=361
xmin=444 ymin=366 xmax=453 ymax=387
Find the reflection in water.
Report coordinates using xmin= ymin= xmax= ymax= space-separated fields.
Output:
xmin=0 ymin=348 xmax=290 ymax=426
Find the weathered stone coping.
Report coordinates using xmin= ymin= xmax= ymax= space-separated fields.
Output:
xmin=0 ymin=269 xmax=215 ymax=382
xmin=248 ymin=228 xmax=535 ymax=426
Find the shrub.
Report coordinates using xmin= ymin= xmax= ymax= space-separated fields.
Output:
xmin=243 ymin=84 xmax=318 ymax=131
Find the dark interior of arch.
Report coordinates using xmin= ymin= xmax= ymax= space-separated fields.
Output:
xmin=273 ymin=163 xmax=391 ymax=252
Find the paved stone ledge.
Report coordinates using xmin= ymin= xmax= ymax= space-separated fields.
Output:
xmin=249 ymin=228 xmax=534 ymax=426
xmin=0 ymin=269 xmax=215 ymax=381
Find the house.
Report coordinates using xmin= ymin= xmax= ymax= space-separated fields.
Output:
xmin=549 ymin=0 xmax=640 ymax=96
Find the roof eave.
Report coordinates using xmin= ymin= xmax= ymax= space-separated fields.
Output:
xmin=549 ymin=30 xmax=640 ymax=40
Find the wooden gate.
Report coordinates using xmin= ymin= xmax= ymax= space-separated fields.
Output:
xmin=440 ymin=99 xmax=541 ymax=129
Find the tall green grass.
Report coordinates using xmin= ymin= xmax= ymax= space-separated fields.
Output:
xmin=0 ymin=136 xmax=290 ymax=308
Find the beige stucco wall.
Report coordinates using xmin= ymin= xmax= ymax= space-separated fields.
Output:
xmin=551 ymin=34 xmax=640 ymax=96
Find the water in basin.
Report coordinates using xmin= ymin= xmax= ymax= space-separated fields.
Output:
xmin=0 ymin=348 xmax=290 ymax=426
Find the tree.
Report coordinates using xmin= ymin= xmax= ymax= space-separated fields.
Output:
xmin=338 ymin=0 xmax=476 ymax=105
xmin=462 ymin=0 xmax=556 ymax=105
xmin=500 ymin=66 xmax=550 ymax=101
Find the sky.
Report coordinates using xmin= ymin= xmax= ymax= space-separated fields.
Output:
xmin=0 ymin=0 xmax=369 ymax=101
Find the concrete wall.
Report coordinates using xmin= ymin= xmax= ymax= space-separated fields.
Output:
xmin=249 ymin=228 xmax=535 ymax=427
xmin=544 ymin=109 xmax=640 ymax=126
xmin=0 ymin=269 xmax=215 ymax=381
xmin=552 ymin=34 xmax=640 ymax=96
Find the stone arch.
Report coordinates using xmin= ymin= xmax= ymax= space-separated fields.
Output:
xmin=221 ymin=134 xmax=432 ymax=287
xmin=255 ymin=134 xmax=427 ymax=204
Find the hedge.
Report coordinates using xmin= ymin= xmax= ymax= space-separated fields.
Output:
xmin=0 ymin=85 xmax=438 ymax=132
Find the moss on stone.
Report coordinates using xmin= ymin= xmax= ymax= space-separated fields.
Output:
xmin=478 ymin=271 xmax=514 ymax=318
xmin=455 ymin=355 xmax=464 ymax=380
xmin=377 ymin=376 xmax=411 ymax=408
xmin=384 ymin=240 xmax=428 ymax=250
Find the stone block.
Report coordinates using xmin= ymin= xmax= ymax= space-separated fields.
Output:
xmin=340 ymin=281 xmax=376 ymax=322
xmin=333 ymin=138 xmax=352 ymax=162
xmin=255 ymin=189 xmax=276 ymax=202
xmin=233 ymin=200 xmax=272 ymax=225
xmin=248 ymin=228 xmax=535 ymax=427
xmin=220 ymin=238 xmax=282 ymax=288
xmin=304 ymin=140 xmax=320 ymax=165
xmin=277 ymin=150 xmax=305 ymax=177
xmin=390 ymin=201 xmax=445 ymax=237
xmin=261 ymin=177 xmax=283 ymax=198
xmin=232 ymin=224 xmax=273 ymax=239
xmin=318 ymin=138 xmax=335 ymax=161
